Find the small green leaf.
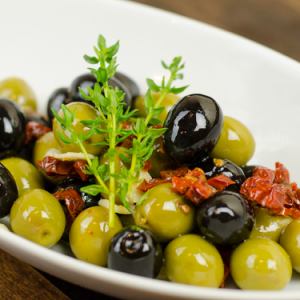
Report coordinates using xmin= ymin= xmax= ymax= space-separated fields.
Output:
xmin=83 ymin=55 xmax=99 ymax=64
xmin=146 ymin=79 xmax=160 ymax=92
xmin=80 ymin=184 xmax=104 ymax=196
xmin=170 ymin=85 xmax=189 ymax=94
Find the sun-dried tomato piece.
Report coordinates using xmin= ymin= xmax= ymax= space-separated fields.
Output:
xmin=207 ymin=175 xmax=235 ymax=190
xmin=38 ymin=156 xmax=89 ymax=181
xmin=171 ymin=168 xmax=235 ymax=206
xmin=53 ymin=188 xmax=85 ymax=227
xmin=138 ymin=178 xmax=170 ymax=192
xmin=143 ymin=160 xmax=152 ymax=172
xmin=25 ymin=121 xmax=51 ymax=144
xmin=171 ymin=168 xmax=215 ymax=205
xmin=73 ymin=160 xmax=89 ymax=181
xmin=160 ymin=167 xmax=189 ymax=180
xmin=139 ymin=167 xmax=235 ymax=204
xmin=240 ymin=162 xmax=300 ymax=218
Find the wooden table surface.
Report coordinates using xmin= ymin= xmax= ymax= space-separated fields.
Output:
xmin=1 ymin=1 xmax=300 ymax=299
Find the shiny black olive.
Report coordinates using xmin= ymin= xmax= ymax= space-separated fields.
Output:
xmin=196 ymin=191 xmax=254 ymax=245
xmin=108 ymin=226 xmax=162 ymax=278
xmin=242 ymin=165 xmax=258 ymax=178
xmin=205 ymin=158 xmax=246 ymax=188
xmin=0 ymin=98 xmax=26 ymax=158
xmin=68 ymin=73 xmax=132 ymax=107
xmin=69 ymin=73 xmax=95 ymax=104
xmin=0 ymin=162 xmax=18 ymax=217
xmin=114 ymin=72 xmax=140 ymax=100
xmin=47 ymin=87 xmax=69 ymax=122
xmin=164 ymin=94 xmax=223 ymax=164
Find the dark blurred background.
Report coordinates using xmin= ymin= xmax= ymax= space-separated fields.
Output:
xmin=132 ymin=0 xmax=300 ymax=62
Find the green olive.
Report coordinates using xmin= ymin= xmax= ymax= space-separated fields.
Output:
xmin=53 ymin=102 xmax=105 ymax=155
xmin=231 ymin=238 xmax=292 ymax=290
xmin=134 ymin=92 xmax=179 ymax=122
xmin=69 ymin=206 xmax=122 ymax=266
xmin=134 ymin=183 xmax=194 ymax=242
xmin=250 ymin=208 xmax=291 ymax=241
xmin=280 ymin=219 xmax=300 ymax=273
xmin=0 ymin=77 xmax=37 ymax=112
xmin=10 ymin=189 xmax=66 ymax=247
xmin=211 ymin=116 xmax=255 ymax=166
xmin=165 ymin=234 xmax=224 ymax=287
xmin=33 ymin=131 xmax=63 ymax=167
xmin=1 ymin=157 xmax=43 ymax=195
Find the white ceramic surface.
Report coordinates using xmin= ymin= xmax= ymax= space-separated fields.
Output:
xmin=1 ymin=0 xmax=300 ymax=299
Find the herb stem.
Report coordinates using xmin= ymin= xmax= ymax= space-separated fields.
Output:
xmin=78 ymin=139 xmax=109 ymax=194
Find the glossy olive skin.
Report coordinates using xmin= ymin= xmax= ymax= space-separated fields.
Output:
xmin=114 ymin=72 xmax=140 ymax=100
xmin=0 ymin=163 xmax=18 ymax=217
xmin=33 ymin=131 xmax=63 ymax=167
xmin=231 ymin=238 xmax=292 ymax=290
xmin=0 ymin=77 xmax=37 ymax=111
xmin=53 ymin=102 xmax=105 ymax=155
xmin=47 ymin=87 xmax=69 ymax=121
xmin=205 ymin=158 xmax=246 ymax=189
xmin=10 ymin=189 xmax=66 ymax=247
xmin=211 ymin=116 xmax=255 ymax=166
xmin=165 ymin=234 xmax=224 ymax=287
xmin=134 ymin=183 xmax=194 ymax=242
xmin=280 ymin=220 xmax=300 ymax=272
xmin=197 ymin=191 xmax=253 ymax=245
xmin=164 ymin=94 xmax=223 ymax=164
xmin=0 ymin=99 xmax=26 ymax=158
xmin=250 ymin=208 xmax=291 ymax=241
xmin=68 ymin=73 xmax=132 ymax=107
xmin=135 ymin=92 xmax=179 ymax=123
xmin=69 ymin=206 xmax=122 ymax=266
xmin=108 ymin=226 xmax=162 ymax=278
xmin=1 ymin=157 xmax=44 ymax=196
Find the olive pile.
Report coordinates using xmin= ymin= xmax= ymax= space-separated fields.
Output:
xmin=0 ymin=73 xmax=297 ymax=292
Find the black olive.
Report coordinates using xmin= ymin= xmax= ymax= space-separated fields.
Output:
xmin=68 ymin=73 xmax=132 ymax=107
xmin=205 ymin=158 xmax=246 ymax=188
xmin=0 ymin=163 xmax=18 ymax=218
xmin=69 ymin=73 xmax=95 ymax=104
xmin=0 ymin=98 xmax=26 ymax=158
xmin=108 ymin=226 xmax=162 ymax=278
xmin=47 ymin=87 xmax=69 ymax=122
xmin=114 ymin=72 xmax=140 ymax=100
xmin=164 ymin=94 xmax=223 ymax=164
xmin=196 ymin=191 xmax=254 ymax=245
xmin=242 ymin=165 xmax=258 ymax=178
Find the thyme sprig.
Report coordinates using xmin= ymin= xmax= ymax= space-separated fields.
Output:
xmin=127 ymin=57 xmax=188 ymax=190
xmin=53 ymin=35 xmax=187 ymax=227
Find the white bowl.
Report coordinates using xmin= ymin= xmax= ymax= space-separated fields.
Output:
xmin=1 ymin=0 xmax=300 ymax=299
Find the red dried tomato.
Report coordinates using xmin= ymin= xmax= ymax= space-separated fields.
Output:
xmin=25 ymin=121 xmax=51 ymax=144
xmin=240 ymin=162 xmax=300 ymax=218
xmin=171 ymin=168 xmax=235 ymax=205
xmin=38 ymin=156 xmax=89 ymax=181
xmin=53 ymin=188 xmax=85 ymax=228
xmin=138 ymin=178 xmax=170 ymax=192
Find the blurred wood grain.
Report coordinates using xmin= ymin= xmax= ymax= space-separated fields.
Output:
xmin=1 ymin=1 xmax=299 ymax=299
xmin=133 ymin=0 xmax=300 ymax=61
